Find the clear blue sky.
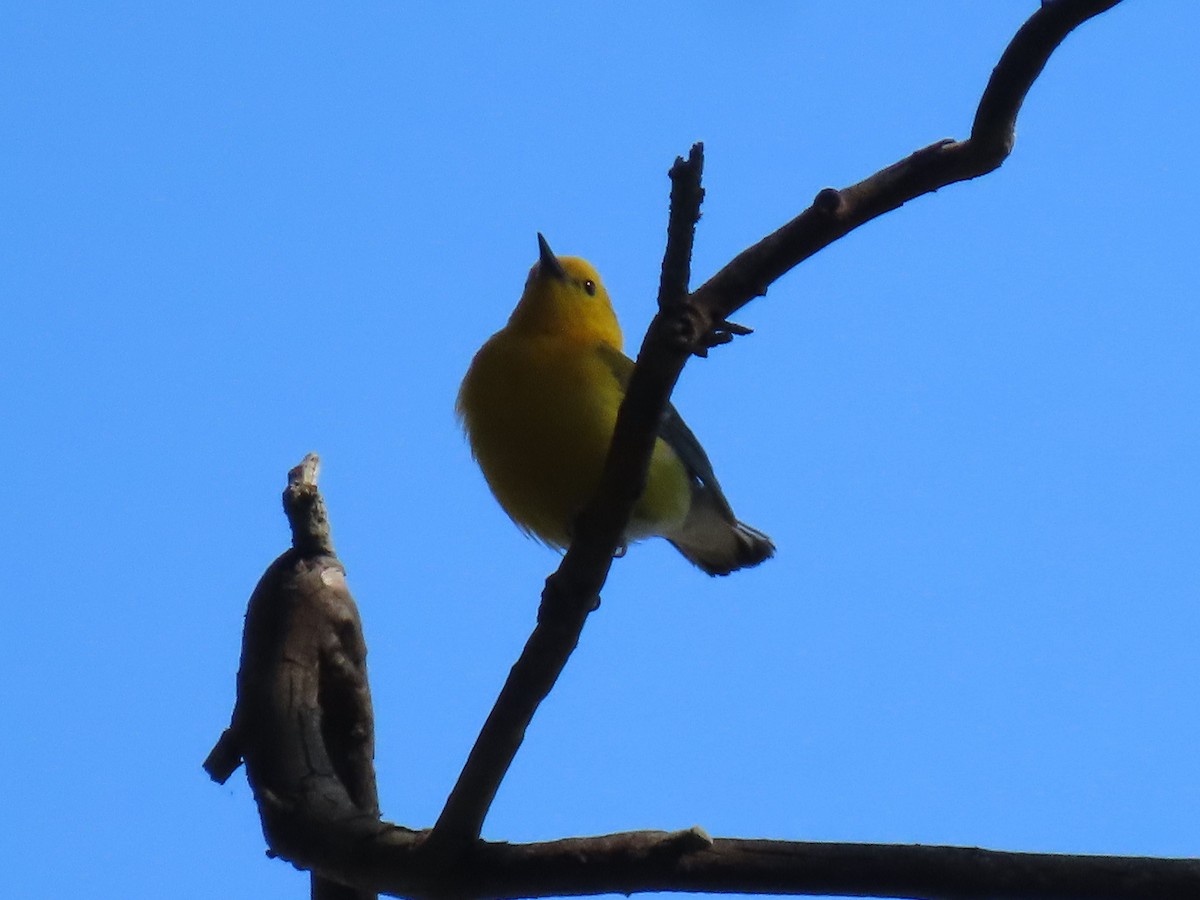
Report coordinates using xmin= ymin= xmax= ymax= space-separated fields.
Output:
xmin=4 ymin=3 xmax=1198 ymax=898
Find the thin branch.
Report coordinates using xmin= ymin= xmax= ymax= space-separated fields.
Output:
xmin=425 ymin=147 xmax=712 ymax=855
xmin=658 ymin=142 xmax=705 ymax=310
xmin=425 ymin=0 xmax=1125 ymax=856
xmin=423 ymin=585 xmax=592 ymax=856
xmin=690 ymin=0 xmax=1124 ymax=323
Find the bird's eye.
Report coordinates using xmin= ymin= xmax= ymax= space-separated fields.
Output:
xmin=583 ymin=279 xmax=597 ymax=296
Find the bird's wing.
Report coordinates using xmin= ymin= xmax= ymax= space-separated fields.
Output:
xmin=595 ymin=342 xmax=738 ymax=522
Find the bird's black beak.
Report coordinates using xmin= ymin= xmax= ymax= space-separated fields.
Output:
xmin=537 ymin=232 xmax=568 ymax=281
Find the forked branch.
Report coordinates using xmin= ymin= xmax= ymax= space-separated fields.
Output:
xmin=209 ymin=442 xmax=1200 ymax=900
xmin=426 ymin=0 xmax=1127 ymax=856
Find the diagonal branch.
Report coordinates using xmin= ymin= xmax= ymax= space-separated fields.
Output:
xmin=424 ymin=0 xmax=1125 ymax=857
xmin=426 ymin=148 xmax=710 ymax=856
xmin=690 ymin=0 xmax=1124 ymax=323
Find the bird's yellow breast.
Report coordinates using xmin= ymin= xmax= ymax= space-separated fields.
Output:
xmin=458 ymin=328 xmax=690 ymax=547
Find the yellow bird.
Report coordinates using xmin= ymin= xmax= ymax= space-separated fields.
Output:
xmin=457 ymin=235 xmax=774 ymax=576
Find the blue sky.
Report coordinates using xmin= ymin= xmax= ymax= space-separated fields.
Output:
xmin=4 ymin=3 xmax=1198 ymax=898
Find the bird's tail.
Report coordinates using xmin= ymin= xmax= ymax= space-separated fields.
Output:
xmin=667 ymin=488 xmax=775 ymax=576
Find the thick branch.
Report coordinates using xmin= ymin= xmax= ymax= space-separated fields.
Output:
xmin=268 ymin=824 xmax=1200 ymax=900
xmin=205 ymin=454 xmax=381 ymax=900
xmin=209 ymin=456 xmax=1200 ymax=900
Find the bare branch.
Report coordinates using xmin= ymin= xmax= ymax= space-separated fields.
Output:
xmin=209 ymin=456 xmax=1200 ymax=900
xmin=425 ymin=148 xmax=714 ymax=854
xmin=691 ymin=0 xmax=1124 ymax=322
xmin=425 ymin=0 xmax=1126 ymax=855
xmin=658 ymin=142 xmax=705 ymax=310
xmin=270 ymin=825 xmax=1200 ymax=900
xmin=423 ymin=583 xmax=592 ymax=856
xmin=204 ymin=454 xmax=381 ymax=900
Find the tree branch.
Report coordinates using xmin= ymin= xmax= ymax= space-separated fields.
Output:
xmin=423 ymin=152 xmax=706 ymax=855
xmin=425 ymin=0 xmax=1126 ymax=855
xmin=255 ymin=824 xmax=1200 ymax=900
xmin=425 ymin=145 xmax=712 ymax=855
xmin=204 ymin=454 xmax=381 ymax=900
xmin=210 ymin=437 xmax=1200 ymax=899
xmin=689 ymin=0 xmax=1123 ymax=323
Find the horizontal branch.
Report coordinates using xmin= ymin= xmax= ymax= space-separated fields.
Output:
xmin=210 ymin=456 xmax=1200 ymax=900
xmin=276 ymin=824 xmax=1200 ymax=900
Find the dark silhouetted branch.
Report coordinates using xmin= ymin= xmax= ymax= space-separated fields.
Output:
xmin=210 ymin=440 xmax=1200 ymax=899
xmin=424 ymin=0 xmax=1127 ymax=858
xmin=237 ymin=823 xmax=1200 ymax=900
xmin=688 ymin=0 xmax=1124 ymax=324
xmin=424 ymin=145 xmax=714 ymax=856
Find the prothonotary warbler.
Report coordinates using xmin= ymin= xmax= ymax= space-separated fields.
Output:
xmin=457 ymin=234 xmax=774 ymax=576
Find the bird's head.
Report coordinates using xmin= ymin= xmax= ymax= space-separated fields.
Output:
xmin=507 ymin=234 xmax=623 ymax=349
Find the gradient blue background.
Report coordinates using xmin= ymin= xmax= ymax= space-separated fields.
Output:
xmin=5 ymin=3 xmax=1197 ymax=898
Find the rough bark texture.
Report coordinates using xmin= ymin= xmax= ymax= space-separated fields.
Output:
xmin=204 ymin=455 xmax=381 ymax=900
